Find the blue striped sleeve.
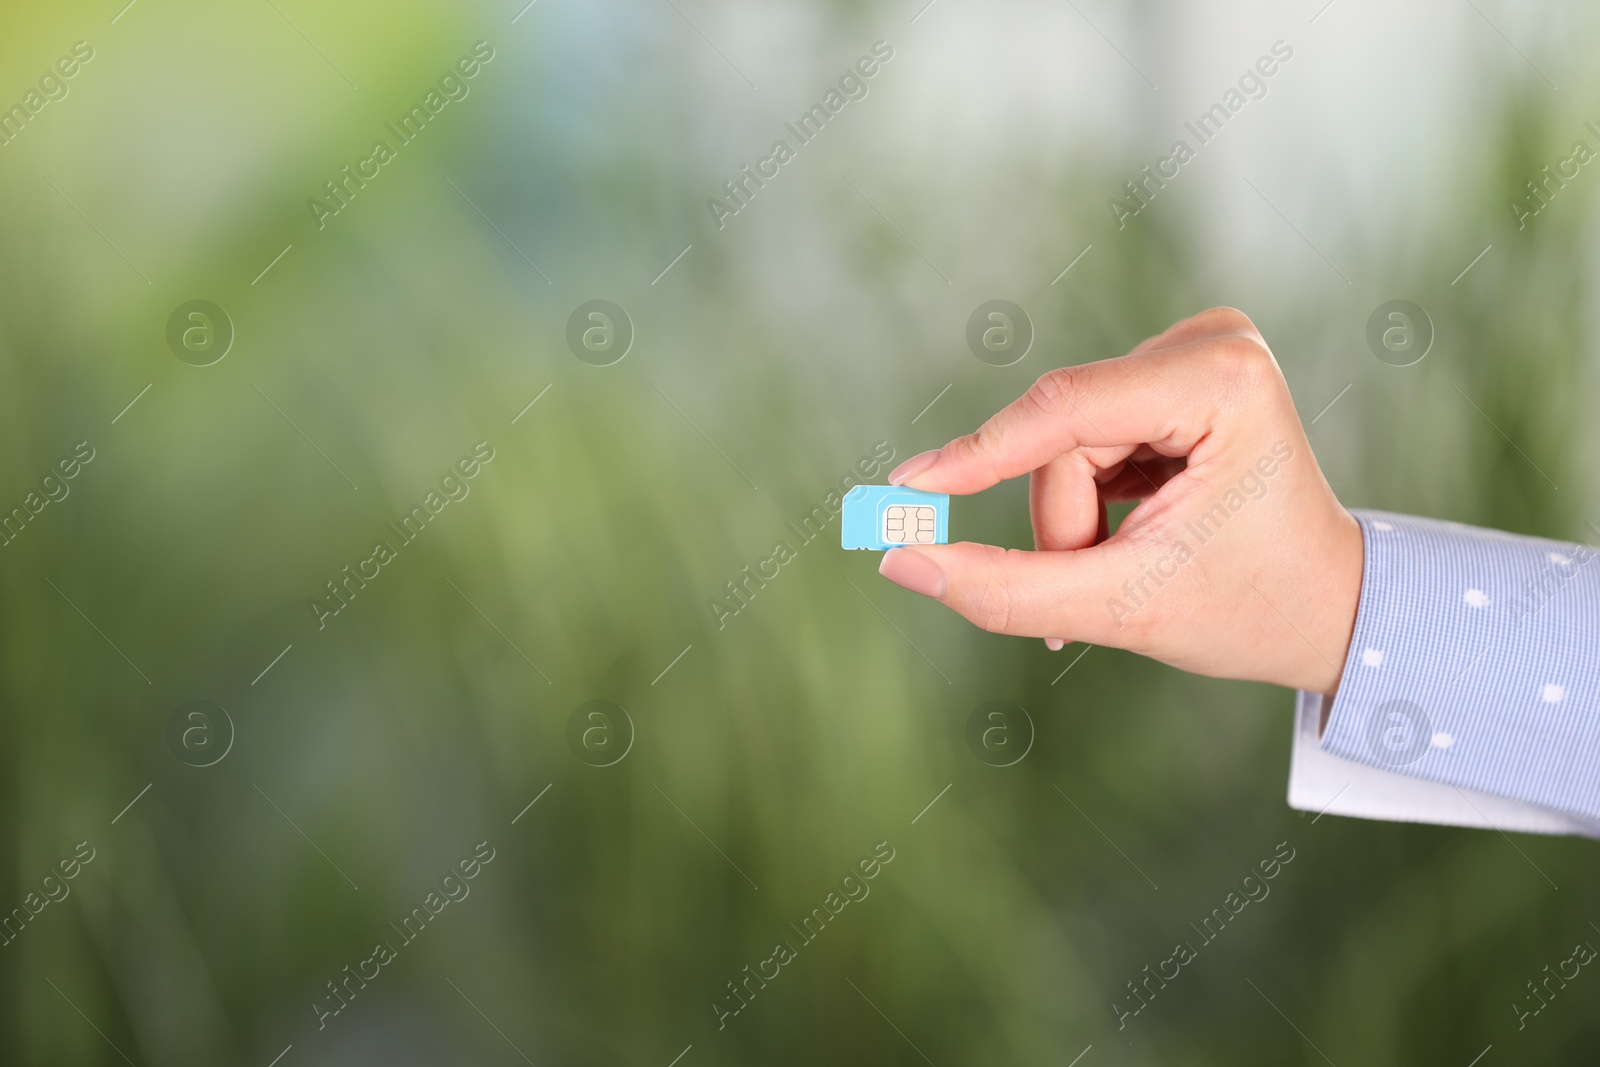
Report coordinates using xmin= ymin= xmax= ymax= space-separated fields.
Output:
xmin=1315 ymin=510 xmax=1600 ymax=832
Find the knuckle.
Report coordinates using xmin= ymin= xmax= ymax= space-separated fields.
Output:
xmin=1212 ymin=333 xmax=1278 ymax=388
xmin=1192 ymin=305 xmax=1259 ymax=337
xmin=959 ymin=369 xmax=1080 ymax=477
xmin=1023 ymin=366 xmax=1082 ymax=418
xmin=944 ymin=427 xmax=996 ymax=480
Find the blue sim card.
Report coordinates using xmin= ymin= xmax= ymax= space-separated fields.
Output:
xmin=841 ymin=485 xmax=949 ymax=550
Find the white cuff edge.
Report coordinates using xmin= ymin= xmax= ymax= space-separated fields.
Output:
xmin=1286 ymin=691 xmax=1600 ymax=839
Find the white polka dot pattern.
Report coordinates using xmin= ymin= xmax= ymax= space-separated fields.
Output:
xmin=1315 ymin=511 xmax=1600 ymax=829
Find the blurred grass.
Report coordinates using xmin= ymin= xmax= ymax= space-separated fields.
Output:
xmin=1 ymin=0 xmax=1598 ymax=1065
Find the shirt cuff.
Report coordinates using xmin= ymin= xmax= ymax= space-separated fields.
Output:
xmin=1286 ymin=509 xmax=1600 ymax=838
xmin=1287 ymin=690 xmax=1597 ymax=835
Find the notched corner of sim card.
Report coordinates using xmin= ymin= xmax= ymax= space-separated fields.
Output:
xmin=841 ymin=485 xmax=949 ymax=551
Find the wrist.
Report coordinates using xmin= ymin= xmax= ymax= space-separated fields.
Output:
xmin=1288 ymin=508 xmax=1365 ymax=693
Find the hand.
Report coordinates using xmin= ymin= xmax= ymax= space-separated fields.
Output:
xmin=879 ymin=307 xmax=1364 ymax=694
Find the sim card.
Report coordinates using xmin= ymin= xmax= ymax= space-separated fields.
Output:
xmin=841 ymin=485 xmax=949 ymax=551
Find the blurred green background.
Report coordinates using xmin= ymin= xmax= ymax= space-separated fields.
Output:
xmin=2 ymin=0 xmax=1598 ymax=1063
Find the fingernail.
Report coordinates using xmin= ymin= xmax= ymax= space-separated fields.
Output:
xmin=879 ymin=548 xmax=947 ymax=598
xmin=1045 ymin=638 xmax=1065 ymax=651
xmin=888 ymin=449 xmax=940 ymax=486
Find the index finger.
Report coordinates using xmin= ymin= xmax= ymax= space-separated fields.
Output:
xmin=891 ymin=313 xmax=1264 ymax=495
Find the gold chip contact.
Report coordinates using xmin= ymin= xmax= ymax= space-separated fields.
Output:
xmin=883 ymin=505 xmax=937 ymax=544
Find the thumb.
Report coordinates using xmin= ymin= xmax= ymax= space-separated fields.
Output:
xmin=878 ymin=541 xmax=1150 ymax=647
